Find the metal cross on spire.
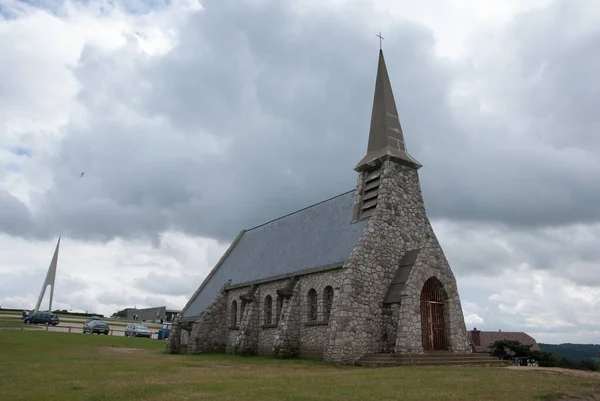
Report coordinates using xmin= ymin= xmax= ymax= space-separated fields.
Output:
xmin=377 ymin=32 xmax=384 ymax=50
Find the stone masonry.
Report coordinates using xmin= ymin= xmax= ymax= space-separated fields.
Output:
xmin=167 ymin=281 xmax=230 ymax=354
xmin=323 ymin=161 xmax=471 ymax=363
xmin=395 ymin=235 xmax=471 ymax=354
xmin=168 ymin=269 xmax=341 ymax=359
xmin=382 ymin=303 xmax=401 ymax=353
xmin=272 ymin=280 xmax=302 ymax=358
xmin=166 ymin=163 xmax=470 ymax=362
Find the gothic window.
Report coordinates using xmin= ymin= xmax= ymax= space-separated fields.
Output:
xmin=360 ymin=167 xmax=381 ymax=218
xmin=264 ymin=295 xmax=273 ymax=325
xmin=323 ymin=286 xmax=334 ymax=322
xmin=307 ymin=288 xmax=318 ymax=322
xmin=276 ymin=296 xmax=284 ymax=324
xmin=230 ymin=300 xmax=238 ymax=327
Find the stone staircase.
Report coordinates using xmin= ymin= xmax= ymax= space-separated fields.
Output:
xmin=357 ymin=351 xmax=509 ymax=367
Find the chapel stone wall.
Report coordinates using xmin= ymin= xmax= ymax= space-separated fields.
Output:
xmin=395 ymin=239 xmax=471 ymax=354
xmin=324 ymin=160 xmax=465 ymax=363
xmin=255 ymin=280 xmax=286 ymax=355
xmin=166 ymin=284 xmax=229 ymax=354
xmin=382 ymin=303 xmax=401 ymax=353
xmin=225 ymin=287 xmax=245 ymax=353
xmin=175 ymin=269 xmax=341 ymax=359
xmin=296 ymin=270 xmax=339 ymax=359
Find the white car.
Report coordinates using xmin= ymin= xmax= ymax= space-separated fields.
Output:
xmin=125 ymin=323 xmax=152 ymax=338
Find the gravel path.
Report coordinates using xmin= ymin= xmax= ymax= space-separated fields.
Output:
xmin=506 ymin=366 xmax=600 ymax=379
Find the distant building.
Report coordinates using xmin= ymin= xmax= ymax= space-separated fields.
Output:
xmin=468 ymin=328 xmax=541 ymax=353
xmin=126 ymin=306 xmax=180 ymax=323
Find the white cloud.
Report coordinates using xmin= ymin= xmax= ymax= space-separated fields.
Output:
xmin=0 ymin=232 xmax=228 ymax=316
xmin=464 ymin=314 xmax=484 ymax=326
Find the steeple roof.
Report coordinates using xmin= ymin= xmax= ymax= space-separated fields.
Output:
xmin=355 ymin=50 xmax=421 ymax=171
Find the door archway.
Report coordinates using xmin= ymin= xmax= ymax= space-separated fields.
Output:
xmin=420 ymin=277 xmax=448 ymax=350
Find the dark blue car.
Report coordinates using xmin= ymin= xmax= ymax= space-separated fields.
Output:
xmin=24 ymin=311 xmax=59 ymax=326
xmin=158 ymin=323 xmax=172 ymax=340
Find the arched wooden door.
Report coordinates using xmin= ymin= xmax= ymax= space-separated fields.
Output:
xmin=420 ymin=277 xmax=448 ymax=350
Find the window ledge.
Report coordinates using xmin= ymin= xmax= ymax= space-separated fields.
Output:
xmin=228 ymin=326 xmax=240 ymax=330
xmin=261 ymin=324 xmax=278 ymax=329
xmin=305 ymin=321 xmax=329 ymax=327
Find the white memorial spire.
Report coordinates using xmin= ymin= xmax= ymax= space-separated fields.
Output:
xmin=34 ymin=237 xmax=60 ymax=313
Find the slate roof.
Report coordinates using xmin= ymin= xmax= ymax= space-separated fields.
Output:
xmin=468 ymin=330 xmax=541 ymax=353
xmin=383 ymin=249 xmax=420 ymax=304
xmin=182 ymin=190 xmax=368 ymax=318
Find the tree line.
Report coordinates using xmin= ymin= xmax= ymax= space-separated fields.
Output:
xmin=490 ymin=339 xmax=600 ymax=371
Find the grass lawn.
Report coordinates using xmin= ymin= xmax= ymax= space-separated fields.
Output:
xmin=0 ymin=318 xmax=39 ymax=329
xmin=0 ymin=322 xmax=37 ymax=329
xmin=0 ymin=310 xmax=22 ymax=315
xmin=1 ymin=331 xmax=599 ymax=401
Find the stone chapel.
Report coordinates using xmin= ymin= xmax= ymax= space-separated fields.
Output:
xmin=166 ymin=49 xmax=472 ymax=364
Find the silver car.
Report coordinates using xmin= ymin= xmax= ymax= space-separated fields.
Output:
xmin=125 ymin=323 xmax=152 ymax=338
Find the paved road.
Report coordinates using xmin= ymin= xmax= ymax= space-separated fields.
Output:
xmin=1 ymin=314 xmax=161 ymax=339
xmin=18 ymin=322 xmax=160 ymax=339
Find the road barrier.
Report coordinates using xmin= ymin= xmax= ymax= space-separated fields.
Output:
xmin=4 ymin=324 xmax=163 ymax=340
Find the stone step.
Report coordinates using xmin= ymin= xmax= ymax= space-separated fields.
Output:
xmin=357 ymin=359 xmax=508 ymax=366
xmin=362 ymin=354 xmax=499 ymax=360
xmin=359 ymin=359 xmax=504 ymax=365
xmin=358 ymin=359 xmax=509 ymax=367
xmin=362 ymin=352 xmax=496 ymax=359
xmin=357 ymin=352 xmax=509 ymax=367
xmin=363 ymin=354 xmax=497 ymax=360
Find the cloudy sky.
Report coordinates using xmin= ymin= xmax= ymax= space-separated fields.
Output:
xmin=1 ymin=0 xmax=599 ymax=344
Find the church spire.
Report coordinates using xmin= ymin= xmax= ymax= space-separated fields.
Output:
xmin=355 ymin=49 xmax=421 ymax=171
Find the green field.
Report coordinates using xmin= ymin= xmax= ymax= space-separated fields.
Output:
xmin=0 ymin=331 xmax=599 ymax=401
xmin=0 ymin=320 xmax=38 ymax=329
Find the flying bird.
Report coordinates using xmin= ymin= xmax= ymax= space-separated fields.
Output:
xmin=80 ymin=172 xmax=84 ymax=178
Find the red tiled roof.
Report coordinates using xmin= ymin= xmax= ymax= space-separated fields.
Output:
xmin=468 ymin=330 xmax=541 ymax=353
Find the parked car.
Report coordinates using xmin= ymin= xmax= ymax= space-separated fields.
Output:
xmin=158 ymin=323 xmax=172 ymax=340
xmin=125 ymin=323 xmax=152 ymax=338
xmin=83 ymin=319 xmax=110 ymax=335
xmin=24 ymin=311 xmax=59 ymax=326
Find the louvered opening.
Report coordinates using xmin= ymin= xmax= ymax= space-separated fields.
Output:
xmin=360 ymin=167 xmax=381 ymax=218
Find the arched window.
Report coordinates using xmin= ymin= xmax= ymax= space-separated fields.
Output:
xmin=323 ymin=286 xmax=334 ymax=322
xmin=307 ymin=288 xmax=318 ymax=322
xmin=276 ymin=296 xmax=284 ymax=324
xmin=230 ymin=300 xmax=238 ymax=327
xmin=264 ymin=295 xmax=273 ymax=325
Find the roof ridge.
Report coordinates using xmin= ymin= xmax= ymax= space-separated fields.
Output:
xmin=246 ymin=189 xmax=355 ymax=232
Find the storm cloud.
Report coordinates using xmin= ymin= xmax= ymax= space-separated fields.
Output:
xmin=3 ymin=0 xmax=599 ymax=244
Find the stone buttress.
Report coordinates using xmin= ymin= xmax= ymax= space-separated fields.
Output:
xmin=233 ymin=285 xmax=260 ymax=355
xmin=166 ymin=282 xmax=230 ymax=354
xmin=272 ymin=279 xmax=302 ymax=357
